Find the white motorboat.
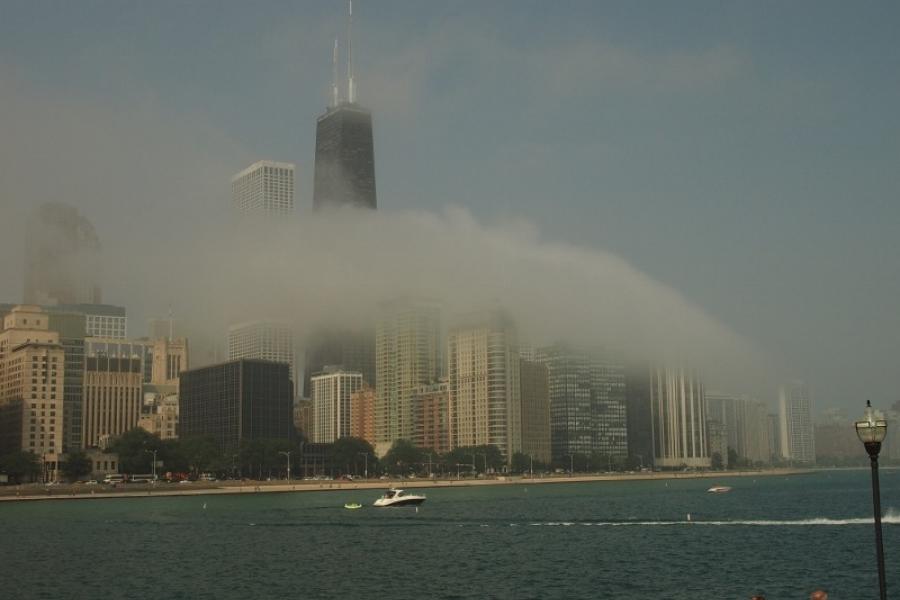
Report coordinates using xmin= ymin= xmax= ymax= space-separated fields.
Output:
xmin=373 ymin=488 xmax=426 ymax=507
xmin=707 ymin=485 xmax=732 ymax=494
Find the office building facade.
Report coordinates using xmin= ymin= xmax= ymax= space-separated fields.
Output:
xmin=778 ymin=381 xmax=815 ymax=464
xmin=81 ymin=356 xmax=143 ymax=449
xmin=413 ymin=380 xmax=450 ymax=455
xmin=649 ymin=367 xmax=710 ymax=468
xmin=519 ymin=359 xmax=551 ymax=464
xmin=179 ymin=359 xmax=294 ymax=452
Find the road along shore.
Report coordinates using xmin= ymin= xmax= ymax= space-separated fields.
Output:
xmin=0 ymin=468 xmax=814 ymax=503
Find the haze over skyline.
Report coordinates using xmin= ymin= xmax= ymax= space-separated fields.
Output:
xmin=1 ymin=1 xmax=898 ymax=416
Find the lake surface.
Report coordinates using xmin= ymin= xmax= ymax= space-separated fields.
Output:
xmin=1 ymin=470 xmax=898 ymax=599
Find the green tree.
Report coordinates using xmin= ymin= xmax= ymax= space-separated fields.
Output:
xmin=179 ymin=435 xmax=220 ymax=476
xmin=108 ymin=428 xmax=162 ymax=473
xmin=727 ymin=447 xmax=740 ymax=469
xmin=60 ymin=450 xmax=93 ymax=481
xmin=329 ymin=437 xmax=377 ymax=477
xmin=710 ymin=452 xmax=724 ymax=470
xmin=510 ymin=452 xmax=530 ymax=474
xmin=0 ymin=451 xmax=40 ymax=483
xmin=382 ymin=439 xmax=424 ymax=475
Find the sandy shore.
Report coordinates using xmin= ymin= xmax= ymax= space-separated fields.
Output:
xmin=0 ymin=468 xmax=813 ymax=503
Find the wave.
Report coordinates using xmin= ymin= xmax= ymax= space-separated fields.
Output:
xmin=527 ymin=513 xmax=900 ymax=527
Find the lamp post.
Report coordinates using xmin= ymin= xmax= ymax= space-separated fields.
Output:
xmin=855 ymin=400 xmax=888 ymax=600
xmin=358 ymin=452 xmax=368 ymax=480
xmin=278 ymin=451 xmax=292 ymax=481
xmin=477 ymin=453 xmax=488 ymax=476
xmin=529 ymin=454 xmax=533 ymax=479
xmin=144 ymin=449 xmax=158 ymax=482
xmin=565 ymin=454 xmax=574 ymax=475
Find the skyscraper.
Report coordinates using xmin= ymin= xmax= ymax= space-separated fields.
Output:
xmin=706 ymin=392 xmax=771 ymax=465
xmin=82 ymin=356 xmax=143 ymax=449
xmin=374 ymin=298 xmax=441 ymax=445
xmin=447 ymin=311 xmax=521 ymax=460
xmin=779 ymin=381 xmax=815 ymax=464
xmin=310 ymin=367 xmax=362 ymax=443
xmin=24 ymin=203 xmax=103 ymax=307
xmin=313 ymin=5 xmax=376 ymax=210
xmin=228 ymin=321 xmax=294 ymax=386
xmin=303 ymin=328 xmax=375 ymax=396
xmin=519 ymin=359 xmax=551 ymax=464
xmin=232 ymin=160 xmax=295 ymax=215
xmin=536 ymin=344 xmax=627 ymax=463
xmin=649 ymin=367 xmax=710 ymax=468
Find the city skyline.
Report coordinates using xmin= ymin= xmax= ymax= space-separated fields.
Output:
xmin=1 ymin=2 xmax=898 ymax=417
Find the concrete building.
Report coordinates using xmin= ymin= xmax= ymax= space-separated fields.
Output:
xmin=767 ymin=413 xmax=781 ymax=463
xmin=374 ymin=298 xmax=441 ymax=445
xmin=151 ymin=337 xmax=188 ymax=386
xmin=349 ymin=385 xmax=375 ymax=444
xmin=46 ymin=311 xmax=86 ymax=452
xmin=706 ymin=392 xmax=771 ymax=465
xmin=649 ymin=367 xmax=710 ymax=469
xmin=24 ymin=203 xmax=102 ymax=306
xmin=707 ymin=419 xmax=729 ymax=468
xmin=303 ymin=328 xmax=375 ymax=396
xmin=536 ymin=344 xmax=627 ymax=463
xmin=232 ymin=160 xmax=295 ymax=215
xmin=519 ymin=359 xmax=551 ymax=465
xmin=138 ymin=384 xmax=179 ymax=440
xmin=179 ymin=359 xmax=294 ymax=453
xmin=81 ymin=356 xmax=143 ymax=449
xmin=0 ymin=306 xmax=66 ymax=478
xmin=2 ymin=302 xmax=127 ymax=339
xmin=294 ymin=396 xmax=313 ymax=439
xmin=228 ymin=321 xmax=294 ymax=386
xmin=625 ymin=365 xmax=655 ymax=469
xmin=779 ymin=381 xmax=815 ymax=465
xmin=413 ymin=380 xmax=450 ymax=455
xmin=310 ymin=367 xmax=362 ymax=443
xmin=447 ymin=311 xmax=521 ymax=460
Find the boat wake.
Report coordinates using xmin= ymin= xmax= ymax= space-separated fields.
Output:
xmin=526 ymin=512 xmax=900 ymax=528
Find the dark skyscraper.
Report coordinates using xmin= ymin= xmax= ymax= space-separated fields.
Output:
xmin=313 ymin=4 xmax=376 ymax=210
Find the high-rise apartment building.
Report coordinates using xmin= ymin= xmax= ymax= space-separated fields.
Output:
xmin=81 ymin=356 xmax=143 ymax=449
xmin=46 ymin=312 xmax=86 ymax=452
xmin=625 ymin=365 xmax=655 ymax=469
xmin=24 ymin=203 xmax=102 ymax=306
xmin=536 ymin=344 xmax=627 ymax=462
xmin=310 ymin=367 xmax=362 ymax=443
xmin=303 ymin=328 xmax=375 ymax=396
xmin=232 ymin=161 xmax=295 ymax=215
xmin=706 ymin=392 xmax=771 ymax=465
xmin=649 ymin=367 xmax=710 ymax=468
xmin=374 ymin=299 xmax=441 ymax=445
xmin=180 ymin=359 xmax=294 ymax=452
xmin=778 ymin=381 xmax=815 ymax=464
xmin=0 ymin=307 xmax=65 ymax=474
xmin=413 ymin=380 xmax=450 ymax=455
xmin=447 ymin=311 xmax=521 ymax=460
xmin=519 ymin=359 xmax=551 ymax=464
xmin=349 ymin=385 xmax=375 ymax=444
xmin=228 ymin=321 xmax=293 ymax=384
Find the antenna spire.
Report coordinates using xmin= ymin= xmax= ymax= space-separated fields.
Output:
xmin=331 ymin=37 xmax=340 ymax=108
xmin=347 ymin=0 xmax=355 ymax=103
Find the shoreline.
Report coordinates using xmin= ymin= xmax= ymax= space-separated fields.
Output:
xmin=0 ymin=468 xmax=814 ymax=503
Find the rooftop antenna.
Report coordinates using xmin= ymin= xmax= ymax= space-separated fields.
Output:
xmin=347 ymin=0 xmax=355 ymax=103
xmin=331 ymin=37 xmax=340 ymax=107
xmin=167 ymin=304 xmax=174 ymax=340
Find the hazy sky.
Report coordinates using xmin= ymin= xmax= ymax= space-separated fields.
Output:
xmin=1 ymin=1 xmax=898 ymax=416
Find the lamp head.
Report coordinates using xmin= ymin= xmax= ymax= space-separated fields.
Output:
xmin=855 ymin=400 xmax=887 ymax=455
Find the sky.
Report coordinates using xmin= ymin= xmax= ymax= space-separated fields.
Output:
xmin=0 ymin=1 xmax=898 ymax=416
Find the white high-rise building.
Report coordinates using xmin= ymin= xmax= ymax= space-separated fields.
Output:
xmin=447 ymin=311 xmax=521 ymax=461
xmin=374 ymin=298 xmax=441 ymax=445
xmin=310 ymin=367 xmax=362 ymax=443
xmin=779 ymin=381 xmax=815 ymax=464
xmin=706 ymin=392 xmax=771 ymax=465
xmin=232 ymin=160 xmax=295 ymax=215
xmin=228 ymin=321 xmax=295 ymax=386
xmin=650 ymin=367 xmax=710 ymax=468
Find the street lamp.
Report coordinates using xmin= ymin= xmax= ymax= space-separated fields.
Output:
xmin=855 ymin=400 xmax=888 ymax=600
xmin=144 ymin=449 xmax=158 ymax=483
xmin=278 ymin=451 xmax=292 ymax=481
xmin=358 ymin=452 xmax=369 ymax=480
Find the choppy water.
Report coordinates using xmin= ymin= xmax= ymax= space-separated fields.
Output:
xmin=1 ymin=470 xmax=897 ymax=599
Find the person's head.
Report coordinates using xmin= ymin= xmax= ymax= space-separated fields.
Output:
xmin=750 ymin=596 xmax=766 ymax=600
xmin=810 ymin=590 xmax=828 ymax=600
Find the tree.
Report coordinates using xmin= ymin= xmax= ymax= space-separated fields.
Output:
xmin=510 ymin=452 xmax=530 ymax=474
xmin=108 ymin=428 xmax=163 ymax=473
xmin=0 ymin=451 xmax=40 ymax=483
xmin=727 ymin=447 xmax=740 ymax=469
xmin=330 ymin=437 xmax=377 ymax=477
xmin=710 ymin=452 xmax=724 ymax=470
xmin=382 ymin=439 xmax=424 ymax=475
xmin=179 ymin=435 xmax=221 ymax=477
xmin=60 ymin=450 xmax=93 ymax=481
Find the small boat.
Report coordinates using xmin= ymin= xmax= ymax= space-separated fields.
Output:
xmin=373 ymin=488 xmax=426 ymax=507
xmin=344 ymin=502 xmax=363 ymax=510
xmin=707 ymin=486 xmax=732 ymax=494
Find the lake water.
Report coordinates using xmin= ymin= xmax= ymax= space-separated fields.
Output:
xmin=1 ymin=470 xmax=897 ymax=599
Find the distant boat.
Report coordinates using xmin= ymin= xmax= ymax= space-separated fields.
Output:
xmin=707 ymin=486 xmax=732 ymax=494
xmin=373 ymin=488 xmax=426 ymax=507
xmin=344 ymin=502 xmax=363 ymax=510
